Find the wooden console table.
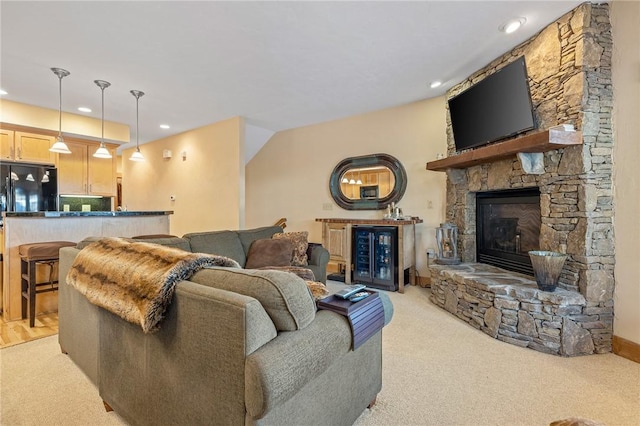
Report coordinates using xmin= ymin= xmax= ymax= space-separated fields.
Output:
xmin=315 ymin=217 xmax=422 ymax=293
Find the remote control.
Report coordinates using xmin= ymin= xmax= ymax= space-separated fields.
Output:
xmin=335 ymin=284 xmax=366 ymax=299
xmin=348 ymin=292 xmax=370 ymax=303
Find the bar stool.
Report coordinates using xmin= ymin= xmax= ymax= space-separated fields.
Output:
xmin=19 ymin=241 xmax=76 ymax=327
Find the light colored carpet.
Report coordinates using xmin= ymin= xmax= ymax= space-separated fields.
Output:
xmin=1 ymin=283 xmax=638 ymax=426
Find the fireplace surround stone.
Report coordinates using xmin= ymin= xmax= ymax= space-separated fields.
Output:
xmin=430 ymin=3 xmax=615 ymax=356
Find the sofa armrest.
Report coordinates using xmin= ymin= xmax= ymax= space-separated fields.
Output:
xmin=245 ymin=310 xmax=350 ymax=418
xmin=306 ymin=243 xmax=329 ymax=283
xmin=59 ymin=247 xmax=100 ymax=385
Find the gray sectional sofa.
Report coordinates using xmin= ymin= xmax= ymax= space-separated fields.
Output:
xmin=58 ymin=227 xmax=393 ymax=425
xmin=83 ymin=225 xmax=329 ymax=283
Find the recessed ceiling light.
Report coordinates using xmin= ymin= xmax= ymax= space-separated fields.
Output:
xmin=499 ymin=17 xmax=526 ymax=34
xmin=78 ymin=106 xmax=92 ymax=113
xmin=160 ymin=124 xmax=170 ymax=129
xmin=0 ymin=89 xmax=7 ymax=95
xmin=430 ymin=81 xmax=442 ymax=89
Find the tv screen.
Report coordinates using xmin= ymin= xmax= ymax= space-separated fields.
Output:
xmin=448 ymin=56 xmax=536 ymax=151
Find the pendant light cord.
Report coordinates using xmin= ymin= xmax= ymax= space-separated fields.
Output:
xmin=136 ymin=95 xmax=139 ymax=150
xmin=101 ymin=85 xmax=105 ymax=143
xmin=130 ymin=90 xmax=144 ymax=151
xmin=93 ymin=80 xmax=111 ymax=158
xmin=58 ymin=74 xmax=63 ymax=138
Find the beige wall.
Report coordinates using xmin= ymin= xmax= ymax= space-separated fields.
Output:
xmin=245 ymin=98 xmax=448 ymax=277
xmin=121 ymin=117 xmax=245 ymax=237
xmin=611 ymin=1 xmax=640 ymax=345
xmin=0 ymin=99 xmax=129 ymax=143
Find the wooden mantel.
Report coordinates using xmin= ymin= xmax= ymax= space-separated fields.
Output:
xmin=426 ymin=126 xmax=583 ymax=171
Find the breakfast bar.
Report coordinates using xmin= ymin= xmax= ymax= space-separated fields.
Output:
xmin=1 ymin=211 xmax=173 ymax=321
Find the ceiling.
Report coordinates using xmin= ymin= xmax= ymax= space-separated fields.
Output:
xmin=1 ymin=1 xmax=582 ymax=160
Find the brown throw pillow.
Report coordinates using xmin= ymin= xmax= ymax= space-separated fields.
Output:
xmin=245 ymin=238 xmax=293 ymax=269
xmin=272 ymin=231 xmax=309 ymax=266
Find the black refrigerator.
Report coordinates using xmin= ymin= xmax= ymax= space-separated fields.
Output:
xmin=1 ymin=164 xmax=58 ymax=215
xmin=352 ymin=226 xmax=398 ymax=291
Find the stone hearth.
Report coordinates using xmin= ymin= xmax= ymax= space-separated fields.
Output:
xmin=431 ymin=3 xmax=615 ymax=356
xmin=428 ymin=263 xmax=609 ymax=356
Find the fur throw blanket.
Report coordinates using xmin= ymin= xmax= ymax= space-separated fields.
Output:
xmin=67 ymin=237 xmax=240 ymax=333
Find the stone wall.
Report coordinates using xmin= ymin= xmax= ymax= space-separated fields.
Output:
xmin=440 ymin=3 xmax=614 ymax=354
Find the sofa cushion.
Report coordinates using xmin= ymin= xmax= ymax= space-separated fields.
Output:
xmin=76 ymin=236 xmax=191 ymax=252
xmin=272 ymin=231 xmax=309 ymax=266
xmin=136 ymin=237 xmax=191 ymax=251
xmin=245 ymin=239 xmax=293 ymax=269
xmin=237 ymin=226 xmax=283 ymax=256
xmin=76 ymin=236 xmax=134 ymax=250
xmin=190 ymin=267 xmax=316 ymax=331
xmin=258 ymin=266 xmax=315 ymax=281
xmin=183 ymin=230 xmax=247 ymax=266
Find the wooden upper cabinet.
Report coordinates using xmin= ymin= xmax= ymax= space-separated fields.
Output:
xmin=15 ymin=132 xmax=55 ymax=163
xmin=57 ymin=141 xmax=116 ymax=196
xmin=58 ymin=141 xmax=88 ymax=195
xmin=0 ymin=128 xmax=15 ymax=160
xmin=87 ymin=146 xmax=116 ymax=195
xmin=0 ymin=129 xmax=55 ymax=164
xmin=1 ymin=124 xmax=117 ymax=197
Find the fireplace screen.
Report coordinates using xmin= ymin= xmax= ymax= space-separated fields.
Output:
xmin=476 ymin=188 xmax=541 ymax=275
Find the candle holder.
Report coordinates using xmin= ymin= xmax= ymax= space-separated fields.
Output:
xmin=435 ymin=223 xmax=460 ymax=265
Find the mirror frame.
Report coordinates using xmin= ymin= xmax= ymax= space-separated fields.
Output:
xmin=329 ymin=153 xmax=407 ymax=210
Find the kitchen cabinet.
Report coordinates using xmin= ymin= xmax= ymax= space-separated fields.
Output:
xmin=58 ymin=140 xmax=116 ymax=196
xmin=0 ymin=128 xmax=55 ymax=164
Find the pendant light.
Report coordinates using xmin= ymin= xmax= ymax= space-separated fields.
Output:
xmin=93 ymin=80 xmax=112 ymax=159
xmin=49 ymin=68 xmax=72 ymax=154
xmin=129 ymin=89 xmax=145 ymax=162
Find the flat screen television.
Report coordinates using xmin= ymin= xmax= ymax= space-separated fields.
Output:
xmin=448 ymin=56 xmax=536 ymax=151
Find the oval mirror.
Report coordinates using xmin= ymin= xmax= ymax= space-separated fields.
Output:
xmin=329 ymin=153 xmax=407 ymax=210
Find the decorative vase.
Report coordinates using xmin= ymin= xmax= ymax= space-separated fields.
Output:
xmin=528 ymin=250 xmax=567 ymax=292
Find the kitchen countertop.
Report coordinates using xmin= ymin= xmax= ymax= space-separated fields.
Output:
xmin=1 ymin=210 xmax=172 ymax=321
xmin=2 ymin=211 xmax=173 ymax=218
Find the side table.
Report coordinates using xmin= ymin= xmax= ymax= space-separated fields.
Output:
xmin=317 ymin=290 xmax=385 ymax=350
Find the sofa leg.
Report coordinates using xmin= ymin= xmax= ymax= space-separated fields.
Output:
xmin=368 ymin=396 xmax=377 ymax=409
xmin=103 ymin=401 xmax=113 ymax=412
xmin=60 ymin=345 xmax=68 ymax=354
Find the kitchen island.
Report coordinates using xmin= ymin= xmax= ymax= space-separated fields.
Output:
xmin=1 ymin=211 xmax=173 ymax=322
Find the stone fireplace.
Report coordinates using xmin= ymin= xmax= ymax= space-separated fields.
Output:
xmin=428 ymin=3 xmax=615 ymax=356
xmin=476 ymin=188 xmax=541 ymax=276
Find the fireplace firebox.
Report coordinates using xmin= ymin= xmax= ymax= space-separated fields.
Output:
xmin=476 ymin=188 xmax=541 ymax=276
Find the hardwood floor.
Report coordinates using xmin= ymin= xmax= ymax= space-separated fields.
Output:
xmin=0 ymin=312 xmax=59 ymax=348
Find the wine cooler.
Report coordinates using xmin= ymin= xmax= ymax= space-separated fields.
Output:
xmin=352 ymin=226 xmax=398 ymax=291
